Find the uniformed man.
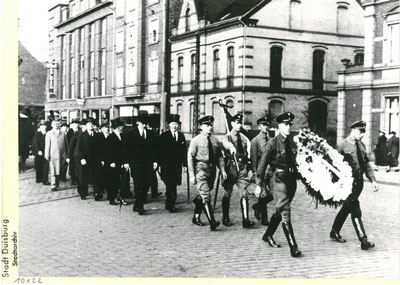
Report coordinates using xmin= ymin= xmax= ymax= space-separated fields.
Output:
xmin=256 ymin=112 xmax=301 ymax=258
xmin=330 ymin=121 xmax=379 ymax=250
xmin=220 ymin=113 xmax=255 ymax=228
xmin=157 ymin=114 xmax=187 ymax=213
xmin=250 ymin=116 xmax=274 ymax=226
xmin=188 ymin=115 xmax=227 ymax=231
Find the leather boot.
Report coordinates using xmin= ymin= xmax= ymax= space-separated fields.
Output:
xmin=262 ymin=213 xmax=281 ymax=247
xmin=192 ymin=196 xmax=204 ymax=226
xmin=252 ymin=201 xmax=261 ymax=220
xmin=222 ymin=196 xmax=233 ymax=227
xmin=241 ymin=198 xmax=255 ymax=228
xmin=203 ymin=201 xmax=220 ymax=231
xmin=352 ymin=217 xmax=375 ymax=250
xmin=330 ymin=229 xmax=346 ymax=243
xmin=282 ymin=221 xmax=302 ymax=257
xmin=259 ymin=196 xmax=269 ymax=226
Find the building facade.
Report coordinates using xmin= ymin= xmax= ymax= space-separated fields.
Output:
xmin=46 ymin=0 xmax=172 ymax=130
xmin=170 ymin=0 xmax=365 ymax=142
xmin=337 ymin=0 xmax=399 ymax=154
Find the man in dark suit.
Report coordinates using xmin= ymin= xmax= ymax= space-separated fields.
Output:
xmin=66 ymin=120 xmax=84 ymax=185
xmin=31 ymin=119 xmax=50 ymax=185
xmin=157 ymin=114 xmax=187 ymax=213
xmin=387 ymin=131 xmax=399 ymax=171
xmin=105 ymin=118 xmax=129 ymax=205
xmin=92 ymin=122 xmax=109 ymax=201
xmin=67 ymin=118 xmax=79 ymax=143
xmin=75 ymin=118 xmax=96 ymax=200
xmin=126 ymin=112 xmax=158 ymax=215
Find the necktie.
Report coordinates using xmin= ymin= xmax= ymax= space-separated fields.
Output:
xmin=173 ymin=132 xmax=177 ymax=141
xmin=236 ymin=133 xmax=244 ymax=154
xmin=355 ymin=141 xmax=365 ymax=172
xmin=208 ymin=136 xmax=214 ymax=162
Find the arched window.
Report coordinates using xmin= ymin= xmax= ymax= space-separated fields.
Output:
xmin=185 ymin=8 xmax=191 ymax=32
xmin=354 ymin=52 xmax=364 ymax=66
xmin=227 ymin=47 xmax=235 ymax=87
xmin=312 ymin=50 xmax=325 ymax=90
xmin=177 ymin=56 xmax=184 ymax=92
xmin=190 ymin=53 xmax=196 ymax=91
xmin=270 ymin=46 xmax=283 ymax=88
xmin=337 ymin=5 xmax=349 ymax=34
xmin=289 ymin=0 xmax=302 ymax=29
xmin=177 ymin=102 xmax=183 ymax=118
xmin=212 ymin=101 xmax=224 ymax=133
xmin=308 ymin=100 xmax=327 ymax=133
xmin=213 ymin=49 xmax=220 ymax=89
xmin=268 ymin=99 xmax=283 ymax=124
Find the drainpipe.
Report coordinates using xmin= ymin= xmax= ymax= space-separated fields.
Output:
xmin=238 ymin=17 xmax=246 ymax=118
xmin=110 ymin=3 xmax=116 ymax=119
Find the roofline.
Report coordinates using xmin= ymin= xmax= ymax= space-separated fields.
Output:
xmin=242 ymin=0 xmax=272 ymax=19
xmin=48 ymin=2 xmax=69 ymax=12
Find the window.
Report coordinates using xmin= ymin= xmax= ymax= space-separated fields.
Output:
xmin=116 ymin=58 xmax=124 ymax=87
xmin=190 ymin=54 xmax=196 ymax=91
xmin=100 ymin=48 xmax=106 ymax=66
xmin=71 ymin=4 xmax=76 ymax=17
xmin=149 ymin=18 xmax=159 ymax=44
xmin=177 ymin=102 xmax=183 ymax=118
xmin=312 ymin=50 xmax=325 ymax=90
xmin=385 ymin=96 xmax=399 ymax=134
xmin=127 ymin=25 xmax=137 ymax=47
xmin=268 ymin=99 xmax=283 ymax=126
xmin=101 ymin=18 xmax=107 ymax=37
xmin=62 ymin=85 xmax=66 ymax=99
xmin=354 ymin=53 xmax=364 ymax=66
xmin=308 ymin=100 xmax=327 ymax=133
xmin=100 ymin=79 xmax=106 ymax=96
xmin=213 ymin=49 xmax=220 ymax=89
xmin=127 ymin=48 xmax=137 ymax=85
xmin=212 ymin=101 xmax=224 ymax=132
xmin=270 ymin=46 xmax=283 ymax=88
xmin=80 ymin=27 xmax=85 ymax=53
xmin=90 ymin=80 xmax=95 ymax=97
xmin=227 ymin=47 xmax=235 ymax=87
xmin=149 ymin=52 xmax=159 ymax=83
xmin=178 ymin=56 xmax=184 ymax=91
xmin=337 ymin=5 xmax=349 ymax=34
xmin=90 ymin=51 xmax=94 ymax=69
xmin=61 ymin=7 xmax=68 ymax=21
xmin=127 ymin=9 xmax=136 ymax=25
xmin=116 ymin=30 xmax=124 ymax=53
xmin=389 ymin=23 xmax=399 ymax=64
xmin=185 ymin=8 xmax=191 ymax=32
xmin=70 ymin=83 xmax=75 ymax=99
xmin=289 ymin=0 xmax=302 ymax=29
xmin=80 ymin=82 xmax=84 ymax=98
xmin=80 ymin=54 xmax=85 ymax=70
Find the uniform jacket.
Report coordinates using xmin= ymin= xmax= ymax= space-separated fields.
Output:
xmin=337 ymin=136 xmax=376 ymax=182
xmin=32 ymin=131 xmax=46 ymax=156
xmin=105 ymin=131 xmax=126 ymax=167
xmin=256 ymin=133 xmax=297 ymax=185
xmin=44 ymin=129 xmax=68 ymax=161
xmin=250 ymin=131 xmax=269 ymax=172
xmin=157 ymin=130 xmax=187 ymax=184
xmin=187 ymin=133 xmax=225 ymax=179
xmin=221 ymin=130 xmax=250 ymax=162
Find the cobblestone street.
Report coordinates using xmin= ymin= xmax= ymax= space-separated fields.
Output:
xmin=18 ymin=161 xmax=400 ymax=279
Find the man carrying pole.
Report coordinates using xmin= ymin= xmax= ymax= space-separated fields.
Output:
xmin=220 ymin=113 xmax=255 ymax=228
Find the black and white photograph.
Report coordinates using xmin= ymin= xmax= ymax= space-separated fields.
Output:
xmin=2 ymin=0 xmax=400 ymax=282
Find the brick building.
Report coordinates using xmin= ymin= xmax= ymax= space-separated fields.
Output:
xmin=337 ymin=0 xmax=399 ymax=154
xmin=46 ymin=0 xmax=178 ymax=130
xmin=170 ymin=0 xmax=365 ymax=141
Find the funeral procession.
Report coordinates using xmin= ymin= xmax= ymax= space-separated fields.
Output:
xmin=13 ymin=0 xmax=399 ymax=279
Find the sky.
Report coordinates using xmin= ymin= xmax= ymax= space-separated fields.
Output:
xmin=18 ymin=0 xmax=67 ymax=62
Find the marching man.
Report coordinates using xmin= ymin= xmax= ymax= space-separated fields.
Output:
xmin=188 ymin=116 xmax=227 ymax=231
xmin=256 ymin=112 xmax=302 ymax=258
xmin=220 ymin=113 xmax=255 ymax=228
xmin=330 ymin=121 xmax=379 ymax=250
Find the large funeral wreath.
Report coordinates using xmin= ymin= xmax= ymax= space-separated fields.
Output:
xmin=294 ymin=131 xmax=353 ymax=207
